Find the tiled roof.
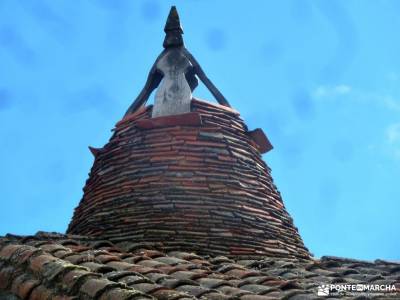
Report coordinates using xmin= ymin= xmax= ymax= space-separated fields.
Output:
xmin=1 ymin=232 xmax=399 ymax=300
xmin=67 ymin=99 xmax=309 ymax=259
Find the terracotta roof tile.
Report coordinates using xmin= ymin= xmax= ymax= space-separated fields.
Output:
xmin=62 ymin=268 xmax=99 ymax=291
xmin=29 ymin=284 xmax=57 ymax=300
xmin=240 ymin=295 xmax=276 ymax=300
xmin=79 ymin=262 xmax=115 ymax=274
xmin=95 ymin=255 xmax=122 ymax=264
xmin=79 ymin=278 xmax=120 ymax=298
xmin=115 ymin=275 xmax=151 ymax=286
xmin=0 ymin=266 xmax=16 ymax=290
xmin=197 ymin=292 xmax=229 ymax=300
xmin=0 ymin=233 xmax=399 ymax=299
xmin=169 ymin=271 xmax=205 ymax=281
xmin=10 ymin=274 xmax=40 ymax=299
xmin=149 ymin=288 xmax=191 ymax=300
xmin=98 ymin=287 xmax=145 ymax=300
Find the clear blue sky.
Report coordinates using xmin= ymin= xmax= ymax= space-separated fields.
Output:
xmin=1 ymin=1 xmax=399 ymax=261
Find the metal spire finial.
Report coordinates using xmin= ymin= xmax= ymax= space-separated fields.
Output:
xmin=163 ymin=6 xmax=184 ymax=48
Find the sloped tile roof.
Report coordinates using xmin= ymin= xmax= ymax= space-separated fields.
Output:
xmin=1 ymin=232 xmax=399 ymax=299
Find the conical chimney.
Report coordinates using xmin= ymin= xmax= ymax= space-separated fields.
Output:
xmin=67 ymin=7 xmax=310 ymax=259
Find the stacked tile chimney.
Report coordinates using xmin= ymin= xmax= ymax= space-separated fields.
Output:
xmin=67 ymin=7 xmax=310 ymax=259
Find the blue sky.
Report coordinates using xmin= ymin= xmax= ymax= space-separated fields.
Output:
xmin=1 ymin=0 xmax=399 ymax=261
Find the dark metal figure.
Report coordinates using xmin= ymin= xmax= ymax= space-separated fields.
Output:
xmin=124 ymin=6 xmax=231 ymax=117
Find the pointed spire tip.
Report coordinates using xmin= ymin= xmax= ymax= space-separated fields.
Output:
xmin=163 ymin=6 xmax=184 ymax=48
xmin=164 ymin=6 xmax=183 ymax=33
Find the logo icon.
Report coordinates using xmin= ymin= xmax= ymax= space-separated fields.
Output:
xmin=317 ymin=285 xmax=330 ymax=296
